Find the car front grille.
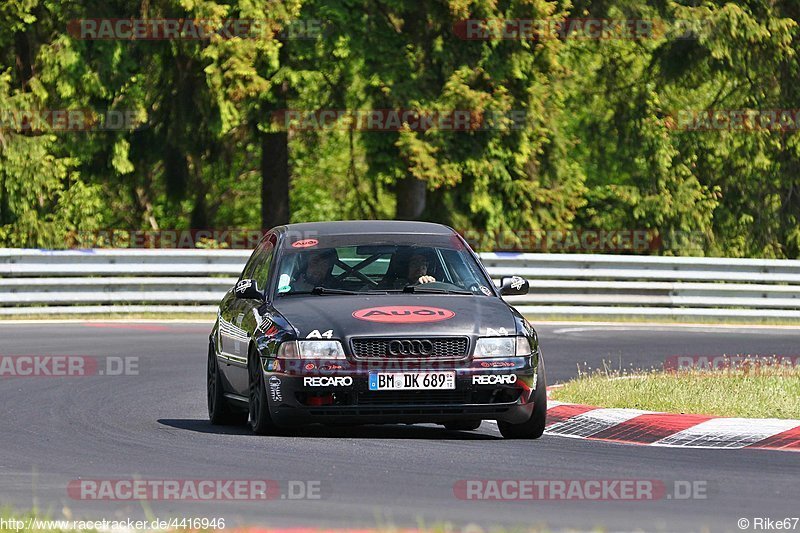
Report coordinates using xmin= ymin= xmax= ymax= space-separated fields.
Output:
xmin=350 ymin=337 xmax=469 ymax=360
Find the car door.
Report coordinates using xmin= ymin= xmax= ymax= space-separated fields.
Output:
xmin=218 ymin=248 xmax=260 ymax=367
xmin=221 ymin=233 xmax=278 ymax=394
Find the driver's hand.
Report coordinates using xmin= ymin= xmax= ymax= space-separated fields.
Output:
xmin=418 ymin=275 xmax=436 ymax=284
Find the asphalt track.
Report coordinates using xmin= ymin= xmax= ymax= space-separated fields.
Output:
xmin=1 ymin=321 xmax=799 ymax=532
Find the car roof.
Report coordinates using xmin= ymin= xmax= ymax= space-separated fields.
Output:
xmin=277 ymin=220 xmax=456 ymax=236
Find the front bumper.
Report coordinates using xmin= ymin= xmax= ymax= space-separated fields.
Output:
xmin=262 ymin=356 xmax=539 ymax=425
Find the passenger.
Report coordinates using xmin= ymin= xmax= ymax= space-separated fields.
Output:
xmin=292 ymin=249 xmax=337 ymax=292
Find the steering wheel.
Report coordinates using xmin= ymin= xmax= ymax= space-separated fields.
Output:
xmin=414 ymin=280 xmax=464 ymax=291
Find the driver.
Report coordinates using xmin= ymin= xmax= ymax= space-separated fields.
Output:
xmin=292 ymin=249 xmax=337 ymax=292
xmin=380 ymin=251 xmax=436 ymax=289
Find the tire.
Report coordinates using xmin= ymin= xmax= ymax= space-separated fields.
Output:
xmin=248 ymin=346 xmax=276 ymax=435
xmin=498 ymin=359 xmax=547 ymax=439
xmin=444 ymin=420 xmax=482 ymax=431
xmin=207 ymin=342 xmax=248 ymax=426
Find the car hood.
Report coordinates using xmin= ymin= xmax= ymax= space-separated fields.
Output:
xmin=272 ymin=294 xmax=517 ymax=339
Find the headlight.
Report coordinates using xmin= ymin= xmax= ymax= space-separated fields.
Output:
xmin=515 ymin=336 xmax=532 ymax=357
xmin=277 ymin=340 xmax=346 ymax=359
xmin=474 ymin=336 xmax=532 ymax=358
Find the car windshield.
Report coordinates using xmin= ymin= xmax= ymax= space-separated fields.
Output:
xmin=273 ymin=235 xmax=494 ymax=297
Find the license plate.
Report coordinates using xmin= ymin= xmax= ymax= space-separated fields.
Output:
xmin=369 ymin=371 xmax=455 ymax=390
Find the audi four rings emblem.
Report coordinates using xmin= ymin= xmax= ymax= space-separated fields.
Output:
xmin=388 ymin=339 xmax=434 ymax=356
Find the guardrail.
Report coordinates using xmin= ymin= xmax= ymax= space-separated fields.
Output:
xmin=2 ymin=249 xmax=800 ymax=319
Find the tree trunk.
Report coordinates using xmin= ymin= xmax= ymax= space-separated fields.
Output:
xmin=395 ymin=175 xmax=426 ymax=220
xmin=261 ymin=131 xmax=290 ymax=229
xmin=14 ymin=31 xmax=33 ymax=89
xmin=0 ymin=172 xmax=8 ymax=226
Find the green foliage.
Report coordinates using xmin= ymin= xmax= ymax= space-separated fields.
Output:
xmin=0 ymin=68 xmax=104 ymax=247
xmin=0 ymin=0 xmax=798 ymax=257
xmin=563 ymin=0 xmax=800 ymax=256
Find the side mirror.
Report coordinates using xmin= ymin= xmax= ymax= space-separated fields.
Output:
xmin=234 ymin=278 xmax=265 ymax=301
xmin=500 ymin=276 xmax=529 ymax=296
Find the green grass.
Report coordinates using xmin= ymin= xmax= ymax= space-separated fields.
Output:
xmin=0 ymin=509 xmax=597 ymax=533
xmin=551 ymin=362 xmax=800 ymax=419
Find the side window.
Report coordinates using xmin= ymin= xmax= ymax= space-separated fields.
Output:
xmin=251 ymin=235 xmax=277 ymax=290
xmin=241 ymin=234 xmax=276 ymax=284
xmin=441 ymin=249 xmax=483 ymax=290
xmin=240 ymin=251 xmax=260 ymax=281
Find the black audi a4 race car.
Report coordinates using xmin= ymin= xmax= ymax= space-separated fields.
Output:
xmin=207 ymin=221 xmax=546 ymax=439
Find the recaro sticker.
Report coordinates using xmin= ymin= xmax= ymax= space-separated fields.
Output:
xmin=352 ymin=306 xmax=456 ymax=323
